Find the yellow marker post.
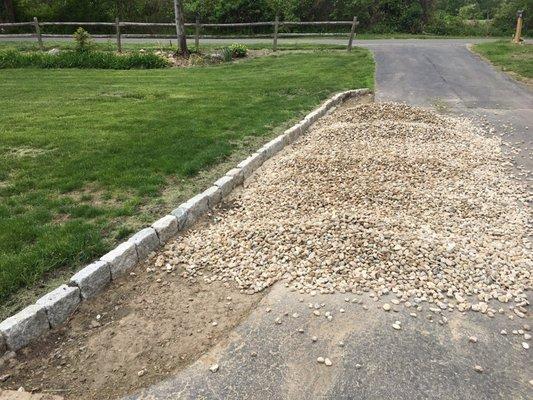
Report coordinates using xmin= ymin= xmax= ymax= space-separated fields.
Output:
xmin=513 ymin=10 xmax=524 ymax=44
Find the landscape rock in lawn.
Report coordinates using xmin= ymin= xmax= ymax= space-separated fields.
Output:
xmin=0 ymin=305 xmax=49 ymax=351
xmin=36 ymin=285 xmax=80 ymax=328
xmin=226 ymin=168 xmax=244 ymax=186
xmin=0 ymin=89 xmax=371 ymax=357
xmin=101 ymin=241 xmax=138 ymax=279
xmin=214 ymin=175 xmax=235 ymax=198
xmin=151 ymin=215 xmax=178 ymax=244
xmin=128 ymin=227 xmax=160 ymax=260
xmin=69 ymin=260 xmax=112 ymax=300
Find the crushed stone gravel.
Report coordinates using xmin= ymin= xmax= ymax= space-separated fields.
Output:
xmin=156 ymin=102 xmax=531 ymax=313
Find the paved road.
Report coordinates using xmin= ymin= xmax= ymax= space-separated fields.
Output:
xmin=0 ymin=35 xmax=509 ymax=47
xmin=126 ymin=287 xmax=532 ymax=400
xmin=366 ymin=41 xmax=533 ymax=183
xmin=124 ymin=40 xmax=533 ymax=400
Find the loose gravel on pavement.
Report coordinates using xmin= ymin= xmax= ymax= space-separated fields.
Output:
xmin=157 ymin=102 xmax=531 ymax=314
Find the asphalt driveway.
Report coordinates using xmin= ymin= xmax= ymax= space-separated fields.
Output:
xmin=125 ymin=40 xmax=532 ymax=400
xmin=367 ymin=41 xmax=533 ymax=181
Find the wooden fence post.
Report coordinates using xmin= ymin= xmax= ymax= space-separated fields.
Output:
xmin=33 ymin=17 xmax=43 ymax=50
xmin=115 ymin=17 xmax=122 ymax=53
xmin=273 ymin=14 xmax=279 ymax=52
xmin=347 ymin=16 xmax=357 ymax=51
xmin=195 ymin=15 xmax=200 ymax=50
xmin=513 ymin=10 xmax=524 ymax=44
xmin=173 ymin=0 xmax=189 ymax=56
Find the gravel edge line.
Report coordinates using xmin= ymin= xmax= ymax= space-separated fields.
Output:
xmin=0 ymin=88 xmax=371 ymax=356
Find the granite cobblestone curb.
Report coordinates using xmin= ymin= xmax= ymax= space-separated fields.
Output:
xmin=151 ymin=215 xmax=179 ymax=244
xmin=36 ymin=285 xmax=80 ymax=329
xmin=0 ymin=88 xmax=370 ymax=356
xmin=69 ymin=260 xmax=111 ymax=300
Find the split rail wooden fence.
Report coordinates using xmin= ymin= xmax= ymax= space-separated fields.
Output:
xmin=0 ymin=17 xmax=359 ymax=52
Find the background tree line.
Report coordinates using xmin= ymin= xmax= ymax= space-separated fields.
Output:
xmin=1 ymin=0 xmax=531 ymax=36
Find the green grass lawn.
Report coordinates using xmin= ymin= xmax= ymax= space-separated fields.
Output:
xmin=0 ymin=48 xmax=374 ymax=317
xmin=473 ymin=40 xmax=533 ymax=81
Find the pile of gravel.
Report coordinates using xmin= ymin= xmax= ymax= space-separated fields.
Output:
xmin=160 ymin=102 xmax=531 ymax=313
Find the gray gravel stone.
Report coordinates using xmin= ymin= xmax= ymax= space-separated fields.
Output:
xmin=151 ymin=215 xmax=178 ymax=244
xmin=36 ymin=284 xmax=80 ymax=328
xmin=100 ymin=241 xmax=138 ymax=279
xmin=226 ymin=168 xmax=244 ymax=186
xmin=69 ymin=260 xmax=112 ymax=300
xmin=128 ymin=227 xmax=160 ymax=260
xmin=0 ymin=304 xmax=49 ymax=351
xmin=214 ymin=175 xmax=235 ymax=198
xmin=203 ymin=186 xmax=222 ymax=208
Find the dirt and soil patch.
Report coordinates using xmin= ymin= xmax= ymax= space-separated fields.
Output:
xmin=0 ymin=242 xmax=263 ymax=399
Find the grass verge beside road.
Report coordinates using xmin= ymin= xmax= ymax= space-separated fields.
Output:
xmin=472 ymin=40 xmax=533 ymax=83
xmin=0 ymin=48 xmax=374 ymax=318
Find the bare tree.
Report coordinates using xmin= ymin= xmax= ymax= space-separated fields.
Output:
xmin=173 ymin=0 xmax=189 ymax=57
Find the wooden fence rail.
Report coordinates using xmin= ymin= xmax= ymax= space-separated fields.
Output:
xmin=0 ymin=17 xmax=359 ymax=52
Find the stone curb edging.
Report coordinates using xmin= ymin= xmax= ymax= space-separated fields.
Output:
xmin=0 ymin=88 xmax=370 ymax=356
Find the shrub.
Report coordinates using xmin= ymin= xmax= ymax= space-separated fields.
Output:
xmin=221 ymin=47 xmax=233 ymax=62
xmin=458 ymin=4 xmax=481 ymax=20
xmin=73 ymin=27 xmax=93 ymax=52
xmin=228 ymin=43 xmax=248 ymax=58
xmin=490 ymin=0 xmax=531 ymax=37
xmin=0 ymin=50 xmax=170 ymax=69
xmin=425 ymin=11 xmax=488 ymax=36
xmin=219 ymin=44 xmax=247 ymax=62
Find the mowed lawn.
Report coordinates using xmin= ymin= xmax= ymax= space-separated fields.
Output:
xmin=0 ymin=49 xmax=374 ymax=310
xmin=473 ymin=40 xmax=533 ymax=80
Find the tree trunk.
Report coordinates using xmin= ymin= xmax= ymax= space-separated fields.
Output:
xmin=3 ymin=0 xmax=16 ymax=22
xmin=173 ymin=0 xmax=189 ymax=57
